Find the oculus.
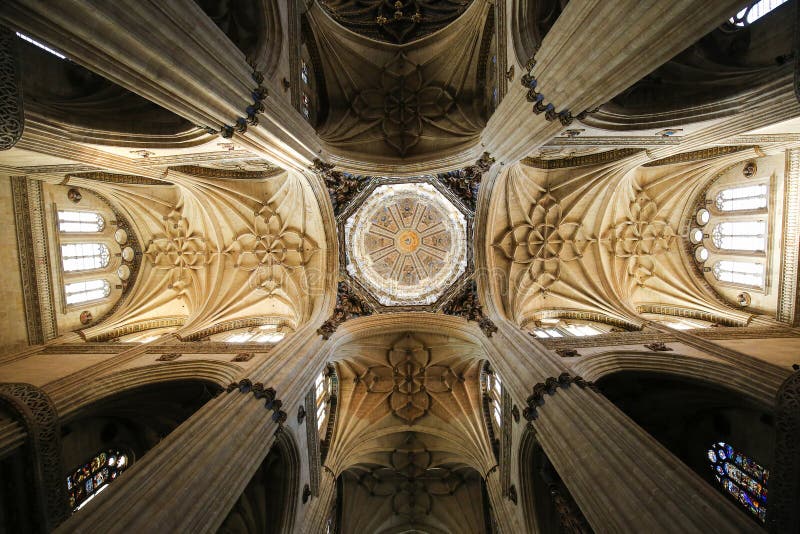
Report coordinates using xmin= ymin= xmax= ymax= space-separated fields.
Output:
xmin=345 ymin=182 xmax=467 ymax=306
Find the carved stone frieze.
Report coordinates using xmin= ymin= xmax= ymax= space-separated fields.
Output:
xmin=317 ymin=281 xmax=374 ymax=339
xmin=641 ymin=145 xmax=752 ymax=167
xmin=169 ymin=163 xmax=283 ymax=179
xmin=0 ymin=383 xmax=69 ymax=531
xmin=441 ymin=280 xmax=497 ymax=337
xmin=643 ymin=342 xmax=672 ymax=352
xmin=67 ymin=171 xmax=170 ymax=186
xmin=0 ymin=27 xmax=24 ymax=150
xmin=304 ymin=388 xmax=321 ymax=496
xmin=522 ymin=148 xmax=642 ymax=169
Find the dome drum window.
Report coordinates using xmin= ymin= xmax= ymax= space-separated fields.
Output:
xmin=712 ymin=260 xmax=764 ymax=288
xmin=714 ymin=185 xmax=768 ymax=213
xmin=711 ymin=221 xmax=766 ymax=252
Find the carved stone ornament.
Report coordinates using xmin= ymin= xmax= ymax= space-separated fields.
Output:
xmin=67 ymin=188 xmax=82 ymax=203
xmin=555 ymin=348 xmax=580 ymax=358
xmin=311 ymin=159 xmax=372 ymax=216
xmin=0 ymin=27 xmax=24 ymax=150
xmin=742 ymin=160 xmax=757 ymax=178
xmin=319 ymin=0 xmax=475 ymax=44
xmin=226 ymin=379 xmax=288 ymax=428
xmin=522 ymin=373 xmax=597 ymax=421
xmin=520 ymin=55 xmax=574 ymax=126
xmin=644 ymin=342 xmax=673 ymax=352
xmin=302 ymin=483 xmax=312 ymax=504
xmin=232 ymin=352 xmax=254 ymax=362
xmin=508 ymin=484 xmax=518 ymax=505
xmin=436 ymin=152 xmax=495 ymax=212
xmin=156 ymin=352 xmax=181 ymax=361
xmin=441 ymin=280 xmax=498 ymax=337
xmin=79 ymin=311 xmax=93 ymax=325
xmin=215 ymin=67 xmax=267 ymax=138
xmin=0 ymin=383 xmax=70 ymax=530
xmin=297 ymin=404 xmax=306 ymax=424
xmin=317 ymin=281 xmax=374 ymax=340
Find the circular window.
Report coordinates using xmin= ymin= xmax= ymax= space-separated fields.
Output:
xmin=690 ymin=228 xmax=703 ymax=244
xmin=695 ymin=246 xmax=709 ymax=262
xmin=696 ymin=209 xmax=710 ymax=226
xmin=114 ymin=228 xmax=128 ymax=244
xmin=121 ymin=247 xmax=135 ymax=262
xmin=117 ymin=264 xmax=131 ymax=280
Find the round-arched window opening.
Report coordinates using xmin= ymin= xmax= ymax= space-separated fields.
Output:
xmin=696 ymin=209 xmax=711 ymax=226
xmin=690 ymin=228 xmax=704 ymax=244
xmin=695 ymin=246 xmax=709 ymax=263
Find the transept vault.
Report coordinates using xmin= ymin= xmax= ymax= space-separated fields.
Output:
xmin=0 ymin=1 xmax=799 ymax=533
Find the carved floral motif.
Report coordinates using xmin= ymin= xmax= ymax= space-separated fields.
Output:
xmin=351 ymin=53 xmax=460 ymax=156
xmin=495 ymin=191 xmax=590 ymax=295
xmin=225 ymin=203 xmax=318 ymax=295
xmin=144 ymin=209 xmax=214 ymax=295
xmin=602 ymin=193 xmax=676 ymax=286
xmin=357 ymin=334 xmax=461 ymax=424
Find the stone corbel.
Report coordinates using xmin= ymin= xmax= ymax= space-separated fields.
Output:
xmin=520 ymin=55 xmax=596 ymax=127
xmin=317 ymin=281 xmax=374 ymax=339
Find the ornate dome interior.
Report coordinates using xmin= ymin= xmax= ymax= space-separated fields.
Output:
xmin=1 ymin=1 xmax=800 ymax=533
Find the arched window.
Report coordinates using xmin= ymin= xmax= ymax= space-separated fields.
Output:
xmin=711 ymin=221 xmax=766 ymax=252
xmin=58 ymin=211 xmax=105 ymax=233
xmin=707 ymin=442 xmax=768 ymax=523
xmin=714 ymin=184 xmax=768 ymax=212
xmin=487 ymin=371 xmax=502 ymax=428
xmin=61 ymin=243 xmax=110 ymax=272
xmin=65 ymin=279 xmax=111 ymax=305
xmin=315 ymin=371 xmax=331 ymax=433
xmin=67 ymin=448 xmax=130 ymax=511
xmin=712 ymin=260 xmax=764 ymax=287
xmin=730 ymin=0 xmax=788 ymax=26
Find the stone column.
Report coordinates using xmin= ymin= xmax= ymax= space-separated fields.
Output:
xmin=0 ymin=0 xmax=321 ymax=171
xmin=484 ymin=321 xmax=758 ymax=533
xmin=53 ymin=324 xmax=332 ymax=533
xmin=484 ymin=0 xmax=750 ymax=164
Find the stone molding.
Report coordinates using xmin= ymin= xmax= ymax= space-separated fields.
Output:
xmin=522 ymin=148 xmax=642 ymax=169
xmin=777 ymin=149 xmax=800 ymax=325
xmin=0 ymin=383 xmax=68 ymax=531
xmin=0 ymin=26 xmax=23 ymax=150
xmin=11 ymin=177 xmax=57 ymax=344
xmin=304 ymin=387 xmax=322 ymax=497
xmin=768 ymin=366 xmax=800 ymax=533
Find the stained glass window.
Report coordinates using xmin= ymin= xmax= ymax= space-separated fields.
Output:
xmin=730 ymin=0 xmax=788 ymax=26
xmin=67 ymin=449 xmax=130 ymax=511
xmin=707 ymin=442 xmax=768 ymax=522
xmin=713 ymin=260 xmax=764 ymax=287
xmin=711 ymin=221 xmax=766 ymax=251
xmin=715 ymin=185 xmax=768 ymax=212
xmin=61 ymin=243 xmax=110 ymax=272
xmin=65 ymin=279 xmax=111 ymax=305
xmin=58 ymin=211 xmax=105 ymax=233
